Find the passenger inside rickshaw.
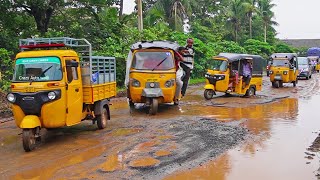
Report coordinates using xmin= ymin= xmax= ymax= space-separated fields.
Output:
xmin=241 ymin=59 xmax=253 ymax=88
xmin=228 ymin=61 xmax=239 ymax=91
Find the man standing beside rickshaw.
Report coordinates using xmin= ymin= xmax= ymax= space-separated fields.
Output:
xmin=180 ymin=38 xmax=195 ymax=97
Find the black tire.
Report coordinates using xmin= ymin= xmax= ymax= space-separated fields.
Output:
xmin=204 ymin=89 xmax=214 ymax=100
xmin=97 ymin=107 xmax=108 ymax=129
xmin=22 ymin=129 xmax=36 ymax=152
xmin=149 ymin=98 xmax=158 ymax=115
xmin=128 ymin=100 xmax=134 ymax=107
xmin=293 ymin=80 xmax=297 ymax=87
xmin=279 ymin=81 xmax=284 ymax=88
xmin=306 ymin=76 xmax=309 ymax=80
xmin=317 ymin=70 xmax=319 ymax=73
xmin=245 ymin=87 xmax=255 ymax=97
xmin=272 ymin=81 xmax=280 ymax=88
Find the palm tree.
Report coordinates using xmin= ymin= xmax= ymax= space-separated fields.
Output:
xmin=243 ymin=0 xmax=257 ymax=39
xmin=257 ymin=0 xmax=278 ymax=42
xmin=227 ymin=0 xmax=246 ymax=42
xmin=146 ymin=0 xmax=191 ymax=31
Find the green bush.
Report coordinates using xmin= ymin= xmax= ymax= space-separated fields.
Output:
xmin=0 ymin=48 xmax=13 ymax=92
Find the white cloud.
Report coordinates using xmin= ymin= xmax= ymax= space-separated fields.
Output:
xmin=273 ymin=0 xmax=320 ymax=39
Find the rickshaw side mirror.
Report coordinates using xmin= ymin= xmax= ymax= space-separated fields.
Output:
xmin=66 ymin=60 xmax=79 ymax=67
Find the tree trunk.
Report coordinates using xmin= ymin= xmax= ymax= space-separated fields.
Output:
xmin=235 ymin=26 xmax=238 ymax=43
xmin=249 ymin=16 xmax=252 ymax=39
xmin=119 ymin=0 xmax=123 ymax=17
xmin=174 ymin=2 xmax=177 ymax=31
xmin=264 ymin=23 xmax=267 ymax=42
xmin=32 ymin=8 xmax=54 ymax=36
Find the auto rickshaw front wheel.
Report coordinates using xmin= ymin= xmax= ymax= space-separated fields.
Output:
xmin=149 ymin=98 xmax=158 ymax=115
xmin=293 ymin=79 xmax=298 ymax=87
xmin=97 ymin=107 xmax=108 ymax=129
xmin=204 ymin=89 xmax=215 ymax=100
xmin=22 ymin=128 xmax=37 ymax=152
xmin=272 ymin=81 xmax=280 ymax=88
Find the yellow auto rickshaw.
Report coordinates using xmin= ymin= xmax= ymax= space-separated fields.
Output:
xmin=204 ymin=53 xmax=264 ymax=99
xmin=269 ymin=53 xmax=299 ymax=88
xmin=7 ymin=37 xmax=116 ymax=151
xmin=125 ymin=41 xmax=181 ymax=115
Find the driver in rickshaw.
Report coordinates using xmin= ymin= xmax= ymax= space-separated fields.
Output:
xmin=242 ymin=59 xmax=253 ymax=88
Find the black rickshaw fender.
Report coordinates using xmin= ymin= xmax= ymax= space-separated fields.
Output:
xmin=94 ymin=99 xmax=110 ymax=120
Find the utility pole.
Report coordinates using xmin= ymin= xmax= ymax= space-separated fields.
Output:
xmin=137 ymin=0 xmax=143 ymax=31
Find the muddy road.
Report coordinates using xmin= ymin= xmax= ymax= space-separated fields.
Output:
xmin=1 ymin=75 xmax=320 ymax=180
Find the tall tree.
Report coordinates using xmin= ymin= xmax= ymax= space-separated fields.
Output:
xmin=258 ymin=0 xmax=278 ymax=42
xmin=243 ymin=0 xmax=257 ymax=39
xmin=146 ymin=0 xmax=191 ymax=31
xmin=9 ymin=0 xmax=64 ymax=35
xmin=227 ymin=0 xmax=246 ymax=42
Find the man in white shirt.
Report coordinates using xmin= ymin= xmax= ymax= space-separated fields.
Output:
xmin=180 ymin=38 xmax=195 ymax=97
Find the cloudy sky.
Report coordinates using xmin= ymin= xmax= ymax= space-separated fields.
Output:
xmin=123 ymin=0 xmax=320 ymax=39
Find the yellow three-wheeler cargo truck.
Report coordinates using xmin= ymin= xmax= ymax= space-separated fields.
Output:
xmin=6 ymin=37 xmax=116 ymax=151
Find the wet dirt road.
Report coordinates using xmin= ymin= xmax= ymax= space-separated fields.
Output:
xmin=1 ymin=75 xmax=320 ymax=179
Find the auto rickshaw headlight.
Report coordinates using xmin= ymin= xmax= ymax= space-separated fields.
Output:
xmin=165 ymin=79 xmax=175 ymax=88
xmin=131 ymin=79 xmax=141 ymax=87
xmin=283 ymin=71 xmax=288 ymax=75
xmin=270 ymin=71 xmax=273 ymax=74
xmin=48 ymin=91 xmax=56 ymax=100
xmin=7 ymin=93 xmax=16 ymax=103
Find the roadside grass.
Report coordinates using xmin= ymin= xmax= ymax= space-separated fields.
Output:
xmin=189 ymin=78 xmax=205 ymax=85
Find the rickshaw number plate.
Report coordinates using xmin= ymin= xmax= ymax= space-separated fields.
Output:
xmin=147 ymin=79 xmax=158 ymax=82
xmin=26 ymin=87 xmax=35 ymax=92
xmin=275 ymin=75 xmax=281 ymax=80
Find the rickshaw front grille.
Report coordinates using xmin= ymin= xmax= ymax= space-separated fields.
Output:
xmin=10 ymin=90 xmax=62 ymax=115
xmin=145 ymin=82 xmax=160 ymax=88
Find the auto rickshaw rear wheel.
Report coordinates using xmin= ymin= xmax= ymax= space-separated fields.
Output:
xmin=97 ymin=107 xmax=108 ymax=129
xmin=22 ymin=128 xmax=36 ymax=152
xmin=149 ymin=98 xmax=158 ymax=115
xmin=245 ymin=87 xmax=256 ymax=97
xmin=204 ymin=89 xmax=214 ymax=100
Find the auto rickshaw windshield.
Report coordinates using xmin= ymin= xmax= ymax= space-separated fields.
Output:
xmin=210 ymin=59 xmax=228 ymax=72
xmin=272 ymin=59 xmax=290 ymax=67
xmin=131 ymin=51 xmax=174 ymax=70
xmin=13 ymin=56 xmax=62 ymax=82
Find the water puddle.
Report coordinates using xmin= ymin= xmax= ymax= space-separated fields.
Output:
xmin=154 ymin=150 xmax=172 ymax=157
xmin=129 ymin=156 xmax=160 ymax=168
xmin=12 ymin=146 xmax=106 ymax=179
xmin=99 ymin=154 xmax=124 ymax=172
xmin=111 ymin=128 xmax=142 ymax=136
xmin=0 ymin=135 xmax=18 ymax=146
xmin=167 ymin=96 xmax=320 ymax=180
